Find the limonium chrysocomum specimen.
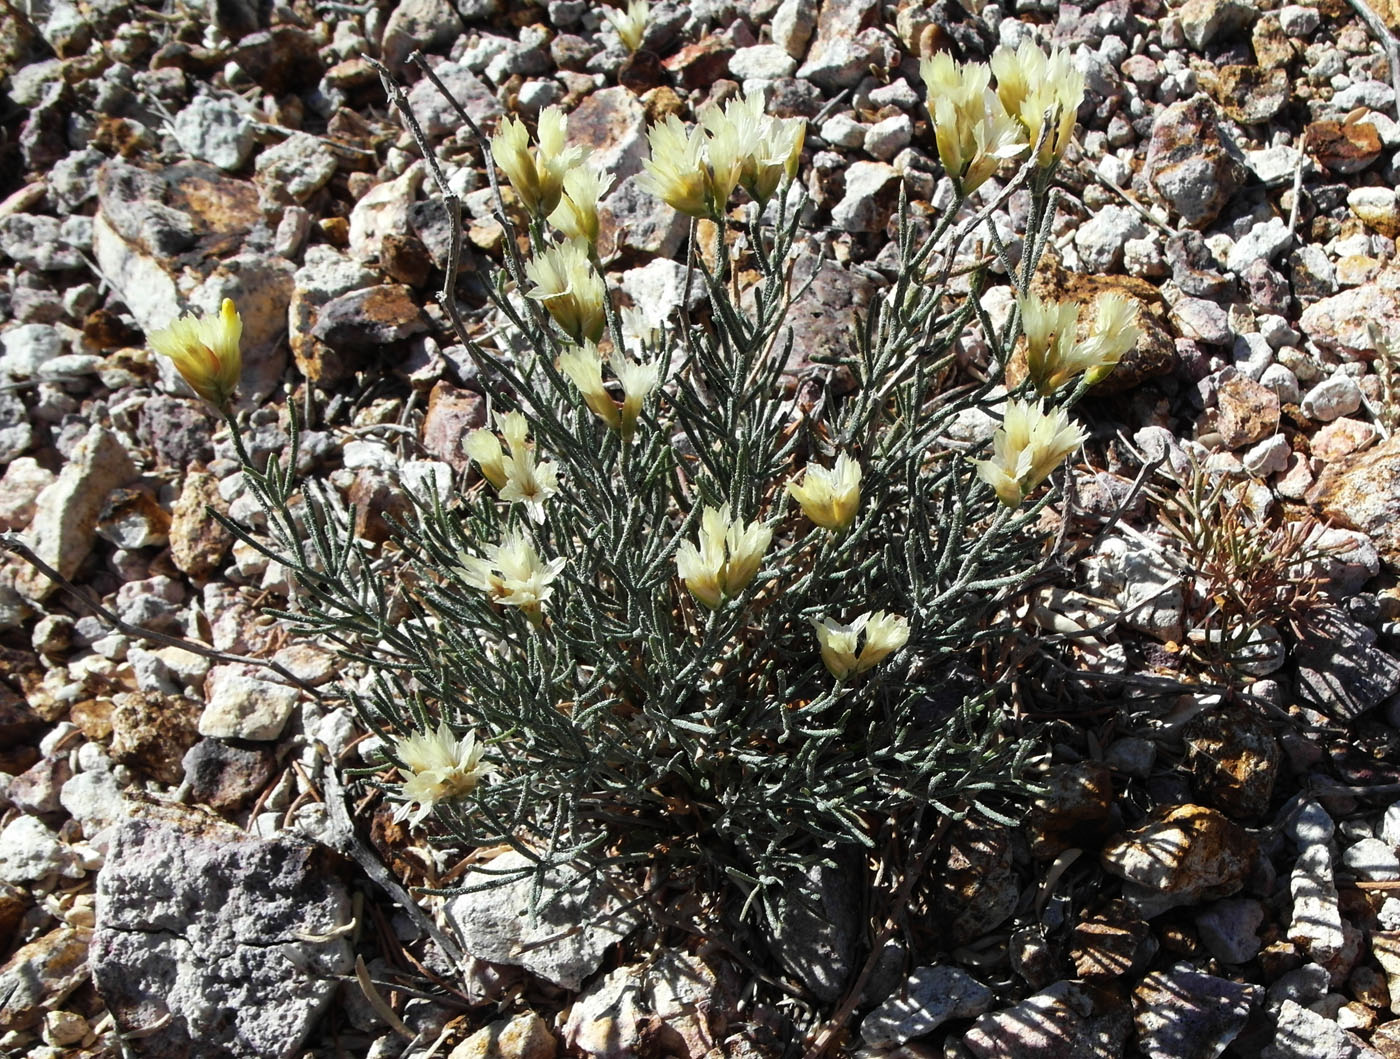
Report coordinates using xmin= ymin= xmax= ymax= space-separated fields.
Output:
xmin=215 ymin=81 xmax=1092 ymax=917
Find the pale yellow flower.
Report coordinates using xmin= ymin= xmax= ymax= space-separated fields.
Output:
xmin=496 ymin=411 xmax=559 ymax=523
xmin=525 ymin=239 xmax=608 ymax=344
xmin=639 ymin=115 xmax=712 ymax=218
xmin=1080 ymin=293 xmax=1142 ymax=387
xmin=147 ymin=298 xmax=243 ymax=409
xmin=705 ymin=93 xmax=805 ymax=205
xmin=990 ymin=41 xmax=1084 ymax=168
xmin=614 ymin=355 xmax=661 ymax=438
xmin=392 ymin=722 xmax=487 ymax=827
xmin=812 ymin=610 xmax=910 ymax=678
xmin=603 ymin=0 xmax=649 ymax=52
xmin=974 ymin=398 xmax=1086 ymax=507
xmin=465 ymin=428 xmax=509 ymax=488
xmin=549 ymin=165 xmax=613 ymax=245
xmin=559 ymin=342 xmax=621 ymax=430
xmin=787 ymin=453 xmax=862 ymax=532
xmin=1019 ymin=292 xmax=1082 ymax=395
xmin=812 ymin=613 xmax=866 ymax=679
xmin=490 ymin=107 xmax=588 ymax=217
xmin=462 ymin=531 xmax=566 ymax=620
xmin=922 ymin=54 xmax=1026 ymax=194
xmin=1020 ymin=292 xmax=1141 ymax=393
xmin=856 ymin=611 xmax=910 ymax=672
xmin=675 ymin=504 xmax=772 ymax=609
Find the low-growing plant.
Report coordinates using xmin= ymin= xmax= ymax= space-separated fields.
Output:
xmin=151 ymin=42 xmax=1129 ymax=988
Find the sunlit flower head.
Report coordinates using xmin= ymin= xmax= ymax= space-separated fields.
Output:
xmin=812 ymin=610 xmax=910 ymax=679
xmin=490 ymin=107 xmax=588 ymax=217
xmin=495 ymin=411 xmax=559 ymax=523
xmin=787 ymin=453 xmax=862 ymax=532
xmin=640 ymin=115 xmax=712 ymax=218
xmin=921 ymin=54 xmax=1026 ymax=194
xmin=559 ymin=342 xmax=621 ymax=430
xmin=706 ymin=93 xmax=805 ymax=205
xmin=1019 ymin=292 xmax=1082 ymax=395
xmin=462 ymin=531 xmax=566 ymax=622
xmin=603 ymin=0 xmax=649 ymax=52
xmin=675 ymin=504 xmax=772 ymax=610
xmin=525 ymin=239 xmax=608 ymax=344
xmin=974 ymin=398 xmax=1085 ymax=507
xmin=465 ymin=428 xmax=509 ymax=489
xmin=1019 ymin=292 xmax=1141 ymax=393
xmin=990 ymin=41 xmax=1085 ymax=168
xmin=1080 ymin=292 xmax=1142 ymax=387
xmin=549 ymin=164 xmax=613 ymax=246
xmin=392 ymin=722 xmax=487 ymax=827
xmin=147 ymin=298 xmax=243 ymax=409
xmin=613 ymin=355 xmax=661 ymax=438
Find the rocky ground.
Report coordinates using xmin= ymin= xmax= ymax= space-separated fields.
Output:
xmin=10 ymin=0 xmax=1400 ymax=1055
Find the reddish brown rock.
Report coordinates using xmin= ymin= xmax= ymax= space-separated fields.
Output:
xmin=1308 ymin=118 xmax=1383 ymax=174
xmin=1027 ymin=762 xmax=1116 ymax=859
xmin=310 ymin=284 xmax=428 ymax=352
xmin=0 ymin=926 xmax=92 ymax=1031
xmin=1101 ymin=804 xmax=1259 ymax=916
xmin=169 ymin=470 xmax=233 ymax=578
xmin=1216 ymin=375 xmax=1281 ymax=450
xmin=110 ymin=691 xmax=202 ymax=786
xmin=422 ymin=381 xmax=487 ymax=472
xmin=1072 ymin=900 xmax=1152 ymax=979
xmin=930 ymin=821 xmax=1019 ymax=945
xmin=1184 ymin=705 xmax=1280 ymax=818
xmin=1307 ymin=432 xmax=1400 ymax=567
xmin=662 ymin=36 xmax=736 ymax=89
xmin=1144 ymin=96 xmax=1246 ymax=227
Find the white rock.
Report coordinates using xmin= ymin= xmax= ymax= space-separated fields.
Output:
xmin=1301 ymin=375 xmax=1362 ymax=422
xmin=1075 ymin=204 xmax=1147 ymax=273
xmin=619 ymin=257 xmax=703 ymax=324
xmin=199 ymin=666 xmax=300 ymax=741
xmin=348 ymin=161 xmax=426 ymax=263
xmin=819 ymin=113 xmax=866 ymax=149
xmin=172 ymin=95 xmax=256 ymax=171
xmin=445 ymin=849 xmax=641 ymax=990
xmin=1081 ymin=534 xmax=1183 ymax=642
xmin=255 ymin=132 xmax=339 ymax=203
xmin=1279 ymin=4 xmax=1320 ymax=35
xmin=1289 ymin=843 xmax=1345 ymax=964
xmin=729 ymin=44 xmax=797 ymax=79
xmin=860 ymin=966 xmax=993 ymax=1046
xmin=1225 ymin=216 xmax=1293 ymax=274
xmin=863 ymin=114 xmax=912 ymax=161
xmin=772 ymin=0 xmax=817 ymax=58
xmin=830 ymin=161 xmax=898 ymax=232
xmin=1243 ymin=434 xmax=1291 ymax=477
xmin=0 ymin=815 xmax=77 ymax=883
xmin=1 ymin=323 xmax=65 ymax=379
xmin=1344 ymin=838 xmax=1400 ymax=882
xmin=60 ymin=769 xmax=127 ymax=833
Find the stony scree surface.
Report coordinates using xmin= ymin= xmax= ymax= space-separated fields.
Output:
xmin=13 ymin=0 xmax=1400 ymax=1054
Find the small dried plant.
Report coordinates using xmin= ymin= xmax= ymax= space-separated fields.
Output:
xmin=1151 ymin=461 xmax=1333 ymax=683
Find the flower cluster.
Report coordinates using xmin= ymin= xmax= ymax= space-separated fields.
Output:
xmin=525 ymin=239 xmax=608 ymax=344
xmin=921 ymin=54 xmax=1025 ymax=195
xmin=1020 ymin=291 xmax=1143 ymax=394
xmin=490 ymin=107 xmax=588 ymax=218
xmin=640 ymin=92 xmax=804 ymax=217
xmin=787 ymin=454 xmax=862 ymax=532
xmin=675 ymin=505 xmax=772 ymax=610
xmin=465 ymin=412 xmax=560 ymax=523
xmin=812 ymin=611 xmax=911 ymax=679
xmin=974 ymin=398 xmax=1086 ymax=508
xmin=462 ymin=531 xmax=567 ymax=622
xmin=558 ymin=341 xmax=661 ymax=438
xmin=991 ymin=41 xmax=1085 ymax=169
xmin=603 ymin=0 xmax=649 ymax=52
xmin=392 ymin=723 xmax=488 ymax=827
xmin=922 ymin=42 xmax=1084 ymax=191
xmin=147 ymin=298 xmax=243 ymax=410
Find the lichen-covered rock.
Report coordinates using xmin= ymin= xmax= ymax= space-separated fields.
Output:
xmin=1101 ymin=804 xmax=1259 ymax=917
xmin=91 ymin=800 xmax=352 ymax=1058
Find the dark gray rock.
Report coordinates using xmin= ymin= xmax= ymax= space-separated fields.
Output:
xmin=1133 ymin=966 xmax=1259 ymax=1058
xmin=183 ymin=739 xmax=278 ymax=812
xmin=1295 ymin=609 xmax=1400 ymax=720
xmin=762 ymin=849 xmax=863 ymax=1004
xmin=861 ymin=966 xmax=993 ymax=1046
xmin=91 ymin=800 xmax=353 ymax=1059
